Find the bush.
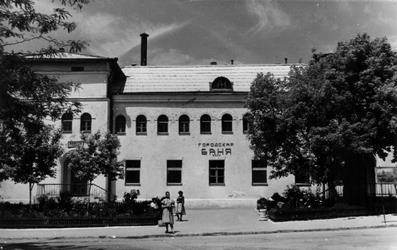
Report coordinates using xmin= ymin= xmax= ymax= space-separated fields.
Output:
xmin=0 ymin=191 xmax=160 ymax=220
xmin=283 ymin=185 xmax=322 ymax=209
xmin=258 ymin=185 xmax=323 ymax=212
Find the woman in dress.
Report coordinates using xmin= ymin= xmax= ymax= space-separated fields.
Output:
xmin=176 ymin=190 xmax=186 ymax=221
xmin=161 ymin=191 xmax=174 ymax=233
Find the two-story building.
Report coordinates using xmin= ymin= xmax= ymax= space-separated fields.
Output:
xmin=0 ymin=35 xmax=325 ymax=207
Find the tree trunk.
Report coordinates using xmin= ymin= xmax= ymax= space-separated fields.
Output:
xmin=327 ymin=181 xmax=337 ymax=205
xmin=87 ymin=180 xmax=92 ymax=213
xmin=29 ymin=182 xmax=34 ymax=207
xmin=107 ymin=174 xmax=112 ymax=203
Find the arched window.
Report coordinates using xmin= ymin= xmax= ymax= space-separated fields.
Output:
xmin=211 ymin=76 xmax=233 ymax=91
xmin=222 ymin=114 xmax=233 ymax=134
xmin=179 ymin=115 xmax=190 ymax=134
xmin=61 ymin=113 xmax=73 ymax=133
xmin=115 ymin=115 xmax=126 ymax=134
xmin=157 ymin=115 xmax=168 ymax=135
xmin=80 ymin=113 xmax=91 ymax=133
xmin=242 ymin=113 xmax=251 ymax=134
xmin=200 ymin=114 xmax=211 ymax=134
xmin=136 ymin=115 xmax=147 ymax=135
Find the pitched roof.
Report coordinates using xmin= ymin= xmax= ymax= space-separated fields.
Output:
xmin=121 ymin=64 xmax=293 ymax=93
xmin=25 ymin=53 xmax=119 ymax=63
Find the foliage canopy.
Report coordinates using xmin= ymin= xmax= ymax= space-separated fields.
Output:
xmin=0 ymin=0 xmax=87 ymax=197
xmin=247 ymin=34 xmax=397 ymax=190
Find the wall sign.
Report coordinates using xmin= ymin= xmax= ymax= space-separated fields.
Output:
xmin=198 ymin=142 xmax=234 ymax=156
xmin=68 ymin=140 xmax=83 ymax=148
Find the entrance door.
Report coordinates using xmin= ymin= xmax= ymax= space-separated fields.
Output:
xmin=61 ymin=152 xmax=88 ymax=196
xmin=70 ymin=174 xmax=88 ymax=196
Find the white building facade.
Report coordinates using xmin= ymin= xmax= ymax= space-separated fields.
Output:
xmin=112 ymin=65 xmax=297 ymax=206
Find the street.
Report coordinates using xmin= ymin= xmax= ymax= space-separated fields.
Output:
xmin=2 ymin=227 xmax=397 ymax=250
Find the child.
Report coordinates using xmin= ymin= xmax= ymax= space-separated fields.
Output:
xmin=176 ymin=190 xmax=186 ymax=221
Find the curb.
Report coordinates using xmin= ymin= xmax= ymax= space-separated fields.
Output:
xmin=111 ymin=224 xmax=397 ymax=239
xmin=2 ymin=224 xmax=397 ymax=241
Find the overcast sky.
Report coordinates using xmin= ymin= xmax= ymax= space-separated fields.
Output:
xmin=33 ymin=0 xmax=397 ymax=66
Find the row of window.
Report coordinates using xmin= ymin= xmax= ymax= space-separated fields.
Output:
xmin=115 ymin=114 xmax=252 ymax=135
xmin=61 ymin=113 xmax=92 ymax=133
xmin=125 ymin=159 xmax=267 ymax=186
xmin=61 ymin=112 xmax=252 ymax=135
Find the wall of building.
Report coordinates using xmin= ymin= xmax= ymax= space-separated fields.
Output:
xmin=0 ymin=61 xmax=111 ymax=203
xmin=32 ymin=62 xmax=110 ymax=99
xmin=113 ymin=95 xmax=295 ymax=203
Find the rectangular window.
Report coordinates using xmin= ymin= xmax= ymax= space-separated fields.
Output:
xmin=295 ymin=169 xmax=310 ymax=186
xmin=167 ymin=160 xmax=182 ymax=185
xmin=136 ymin=122 xmax=147 ymax=135
xmin=209 ymin=160 xmax=225 ymax=185
xmin=252 ymin=160 xmax=267 ymax=185
xmin=125 ymin=160 xmax=140 ymax=185
xmin=62 ymin=120 xmax=72 ymax=133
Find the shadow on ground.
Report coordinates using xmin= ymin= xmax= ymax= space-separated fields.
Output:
xmin=1 ymin=242 xmax=106 ymax=250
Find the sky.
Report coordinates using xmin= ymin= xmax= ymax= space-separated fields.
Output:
xmin=31 ymin=0 xmax=397 ymax=66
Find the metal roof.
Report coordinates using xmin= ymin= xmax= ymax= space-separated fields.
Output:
xmin=26 ymin=52 xmax=108 ymax=59
xmin=121 ymin=64 xmax=293 ymax=93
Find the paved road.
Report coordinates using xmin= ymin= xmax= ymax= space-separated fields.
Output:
xmin=2 ymin=227 xmax=397 ymax=250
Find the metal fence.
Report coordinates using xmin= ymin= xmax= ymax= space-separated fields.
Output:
xmin=371 ymin=183 xmax=397 ymax=197
xmin=36 ymin=183 xmax=108 ymax=200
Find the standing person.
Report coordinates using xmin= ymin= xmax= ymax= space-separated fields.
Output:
xmin=161 ymin=191 xmax=174 ymax=233
xmin=176 ymin=190 xmax=186 ymax=221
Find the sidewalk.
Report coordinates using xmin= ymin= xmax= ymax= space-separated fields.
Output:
xmin=1 ymin=208 xmax=397 ymax=240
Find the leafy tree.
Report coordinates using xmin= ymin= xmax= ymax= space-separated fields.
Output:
xmin=247 ymin=34 xmax=397 ymax=204
xmin=97 ymin=132 xmax=125 ymax=202
xmin=0 ymin=0 xmax=88 ymax=204
xmin=66 ymin=131 xmax=123 ymax=204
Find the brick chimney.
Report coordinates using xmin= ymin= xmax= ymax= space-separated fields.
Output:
xmin=140 ymin=33 xmax=149 ymax=66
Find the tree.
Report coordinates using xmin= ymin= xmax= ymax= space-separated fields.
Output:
xmin=0 ymin=0 xmax=88 ymax=204
xmin=247 ymin=34 xmax=397 ymax=204
xmin=97 ymin=132 xmax=125 ymax=202
xmin=66 ymin=131 xmax=123 ymax=204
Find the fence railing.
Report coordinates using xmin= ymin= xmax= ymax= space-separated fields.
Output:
xmin=36 ymin=183 xmax=108 ymax=200
xmin=327 ymin=183 xmax=397 ymax=198
xmin=370 ymin=183 xmax=397 ymax=197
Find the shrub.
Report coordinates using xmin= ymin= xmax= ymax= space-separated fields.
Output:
xmin=282 ymin=185 xmax=322 ymax=209
xmin=257 ymin=197 xmax=270 ymax=210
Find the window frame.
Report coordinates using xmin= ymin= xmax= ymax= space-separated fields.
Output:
xmin=252 ymin=160 xmax=267 ymax=186
xmin=61 ymin=113 xmax=73 ymax=133
xmin=80 ymin=113 xmax=92 ymax=133
xmin=200 ymin=114 xmax=211 ymax=134
xmin=295 ymin=169 xmax=311 ymax=186
xmin=178 ymin=115 xmax=190 ymax=135
xmin=167 ymin=160 xmax=182 ymax=186
xmin=221 ymin=114 xmax=233 ymax=134
xmin=209 ymin=160 xmax=225 ymax=186
xmin=242 ymin=113 xmax=251 ymax=134
xmin=125 ymin=160 xmax=141 ymax=186
xmin=210 ymin=76 xmax=233 ymax=91
xmin=115 ymin=115 xmax=126 ymax=135
xmin=136 ymin=115 xmax=147 ymax=135
xmin=157 ymin=115 xmax=169 ymax=135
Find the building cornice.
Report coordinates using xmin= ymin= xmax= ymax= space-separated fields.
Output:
xmin=112 ymin=92 xmax=248 ymax=103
